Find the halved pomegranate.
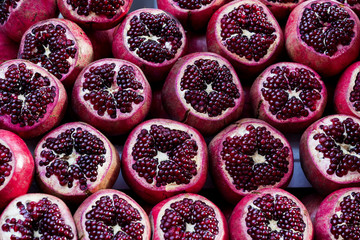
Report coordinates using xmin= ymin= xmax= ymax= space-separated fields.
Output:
xmin=162 ymin=52 xmax=245 ymax=136
xmin=285 ymin=0 xmax=360 ymax=77
xmin=72 ymin=58 xmax=152 ymax=136
xmin=18 ymin=18 xmax=94 ymax=88
xmin=112 ymin=8 xmax=187 ymax=82
xmin=0 ymin=193 xmax=77 ymax=239
xmin=0 ymin=59 xmax=67 ymax=139
xmin=229 ymin=188 xmax=313 ymax=240
xmin=121 ymin=118 xmax=208 ymax=204
xmin=206 ymin=0 xmax=284 ymax=79
xmin=250 ymin=62 xmax=327 ymax=133
xmin=0 ymin=130 xmax=34 ymax=210
xmin=300 ymin=114 xmax=360 ymax=195
xmin=209 ymin=118 xmax=294 ymax=204
xmin=34 ymin=122 xmax=120 ymax=203
xmin=150 ymin=193 xmax=229 ymax=240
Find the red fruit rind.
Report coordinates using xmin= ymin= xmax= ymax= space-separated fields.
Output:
xmin=72 ymin=58 xmax=152 ymax=136
xmin=34 ymin=122 xmax=120 ymax=202
xmin=74 ymin=189 xmax=151 ymax=240
xmin=300 ymin=192 xmax=324 ymax=225
xmin=162 ymin=52 xmax=245 ymax=136
xmin=0 ymin=30 xmax=18 ymax=63
xmin=257 ymin=0 xmax=306 ymax=20
xmin=209 ymin=118 xmax=294 ymax=204
xmin=150 ymin=193 xmax=229 ymax=240
xmin=229 ymin=188 xmax=313 ymax=240
xmin=121 ymin=118 xmax=208 ymax=204
xmin=0 ymin=130 xmax=34 ymax=210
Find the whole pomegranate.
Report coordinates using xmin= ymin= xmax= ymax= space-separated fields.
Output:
xmin=300 ymin=192 xmax=324 ymax=225
xmin=209 ymin=118 xmax=294 ymax=204
xmin=206 ymin=0 xmax=284 ymax=79
xmin=85 ymin=27 xmax=116 ymax=61
xmin=334 ymin=61 xmax=360 ymax=119
xmin=34 ymin=122 xmax=121 ymax=203
xmin=74 ymin=189 xmax=151 ymax=240
xmin=300 ymin=114 xmax=360 ymax=195
xmin=185 ymin=31 xmax=208 ymax=54
xmin=150 ymin=193 xmax=229 ymax=240
xmin=257 ymin=0 xmax=306 ymax=21
xmin=250 ymin=62 xmax=327 ymax=133
xmin=18 ymin=18 xmax=94 ymax=88
xmin=72 ymin=58 xmax=152 ymax=136
xmin=229 ymin=188 xmax=313 ymax=240
xmin=0 ymin=130 xmax=34 ymax=210
xmin=285 ymin=0 xmax=360 ymax=77
xmin=121 ymin=118 xmax=208 ymax=204
xmin=0 ymin=193 xmax=77 ymax=239
xmin=162 ymin=52 xmax=245 ymax=136
xmin=0 ymin=59 xmax=67 ymax=139
xmin=0 ymin=30 xmax=18 ymax=63
xmin=112 ymin=8 xmax=187 ymax=82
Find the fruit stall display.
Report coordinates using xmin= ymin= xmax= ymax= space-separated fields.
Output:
xmin=0 ymin=0 xmax=360 ymax=239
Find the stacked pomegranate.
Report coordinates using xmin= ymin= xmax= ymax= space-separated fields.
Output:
xmin=1 ymin=0 xmax=360 ymax=239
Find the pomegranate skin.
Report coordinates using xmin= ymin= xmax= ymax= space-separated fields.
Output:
xmin=209 ymin=118 xmax=294 ymax=204
xmin=0 ymin=30 xmax=18 ymax=63
xmin=334 ymin=61 xmax=360 ymax=119
xmin=162 ymin=52 xmax=245 ymax=136
xmin=206 ymin=0 xmax=284 ymax=79
xmin=85 ymin=28 xmax=116 ymax=61
xmin=150 ymin=193 xmax=229 ymax=240
xmin=257 ymin=0 xmax=306 ymax=20
xmin=71 ymin=58 xmax=152 ymax=136
xmin=0 ymin=130 xmax=34 ymax=210
xmin=300 ymin=114 xmax=360 ymax=195
xmin=185 ymin=31 xmax=208 ymax=54
xmin=0 ymin=0 xmax=59 ymax=42
xmin=229 ymin=188 xmax=313 ymax=240
xmin=300 ymin=192 xmax=325 ymax=225
xmin=285 ymin=0 xmax=360 ymax=77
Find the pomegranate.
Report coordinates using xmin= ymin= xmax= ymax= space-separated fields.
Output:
xmin=0 ymin=193 xmax=77 ymax=239
xmin=285 ymin=0 xmax=360 ymax=77
xmin=337 ymin=0 xmax=360 ymax=16
xmin=250 ymin=62 xmax=327 ymax=133
xmin=209 ymin=118 xmax=294 ymax=204
xmin=206 ymin=0 xmax=284 ymax=79
xmin=229 ymin=188 xmax=313 ymax=240
xmin=300 ymin=114 xmax=360 ymax=195
xmin=121 ymin=118 xmax=208 ymax=204
xmin=112 ymin=8 xmax=187 ymax=82
xmin=300 ymin=192 xmax=324 ymax=225
xmin=74 ymin=189 xmax=151 ymax=240
xmin=34 ymin=121 xmax=120 ymax=203
xmin=257 ymin=0 xmax=306 ymax=21
xmin=0 ymin=30 xmax=18 ymax=63
xmin=150 ymin=193 xmax=229 ymax=240
xmin=72 ymin=58 xmax=152 ymax=136
xmin=0 ymin=59 xmax=67 ymax=139
xmin=148 ymin=88 xmax=171 ymax=119
xmin=0 ymin=130 xmax=34 ymax=210
xmin=157 ymin=0 xmax=226 ymax=31
xmin=58 ymin=0 xmax=133 ymax=30
xmin=162 ymin=52 xmax=245 ymax=136
xmin=315 ymin=187 xmax=360 ymax=239
xmin=18 ymin=18 xmax=94 ymax=88
xmin=85 ymin=28 xmax=116 ymax=61
xmin=186 ymin=31 xmax=208 ymax=54
xmin=0 ymin=0 xmax=59 ymax=42
xmin=334 ymin=61 xmax=360 ymax=119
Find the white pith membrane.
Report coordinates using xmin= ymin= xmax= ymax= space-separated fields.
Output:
xmin=0 ymin=139 xmax=13 ymax=191
xmin=308 ymin=116 xmax=360 ymax=181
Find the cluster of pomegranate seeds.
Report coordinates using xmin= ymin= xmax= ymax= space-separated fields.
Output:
xmin=160 ymin=198 xmax=219 ymax=239
xmin=180 ymin=59 xmax=240 ymax=117
xmin=0 ymin=143 xmax=12 ymax=186
xmin=261 ymin=66 xmax=323 ymax=120
xmin=1 ymin=197 xmax=74 ymax=239
xmin=66 ymin=0 xmax=125 ymax=18
xmin=337 ymin=0 xmax=360 ymax=6
xmin=127 ymin=12 xmax=183 ymax=63
xmin=0 ymin=0 xmax=19 ymax=24
xmin=330 ymin=191 xmax=360 ymax=239
xmin=0 ymin=63 xmax=56 ymax=127
xmin=313 ymin=117 xmax=360 ymax=177
xmin=351 ymin=72 xmax=360 ymax=111
xmin=173 ymin=0 xmax=213 ymax=9
xmin=82 ymin=63 xmax=144 ymax=118
xmin=299 ymin=2 xmax=355 ymax=56
xmin=132 ymin=125 xmax=198 ymax=187
xmin=20 ymin=23 xmax=77 ymax=80
xmin=39 ymin=127 xmax=106 ymax=190
xmin=84 ymin=194 xmax=145 ymax=239
xmin=246 ymin=194 xmax=306 ymax=239
xmin=220 ymin=4 xmax=277 ymax=62
xmin=221 ymin=124 xmax=290 ymax=192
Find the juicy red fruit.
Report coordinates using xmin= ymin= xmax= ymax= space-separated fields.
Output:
xmin=66 ymin=0 xmax=125 ymax=18
xmin=0 ymin=0 xmax=20 ymax=25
